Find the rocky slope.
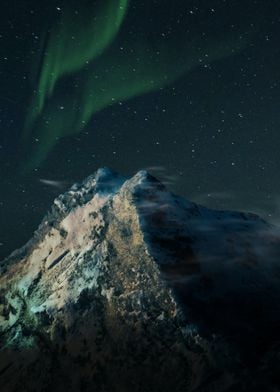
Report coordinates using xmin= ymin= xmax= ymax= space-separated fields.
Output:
xmin=0 ymin=168 xmax=280 ymax=392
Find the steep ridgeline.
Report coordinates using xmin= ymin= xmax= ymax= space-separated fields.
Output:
xmin=0 ymin=168 xmax=280 ymax=392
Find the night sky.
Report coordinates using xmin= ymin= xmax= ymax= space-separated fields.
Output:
xmin=1 ymin=0 xmax=280 ymax=260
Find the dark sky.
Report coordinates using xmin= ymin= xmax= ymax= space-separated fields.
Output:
xmin=1 ymin=0 xmax=280 ymax=260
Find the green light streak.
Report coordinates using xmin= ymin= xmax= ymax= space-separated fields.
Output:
xmin=24 ymin=0 xmax=129 ymax=135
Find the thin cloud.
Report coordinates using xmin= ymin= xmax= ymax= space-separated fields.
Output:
xmin=39 ymin=179 xmax=68 ymax=189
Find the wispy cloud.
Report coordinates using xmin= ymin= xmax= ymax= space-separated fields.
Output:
xmin=144 ymin=166 xmax=181 ymax=187
xmin=39 ymin=179 xmax=68 ymax=189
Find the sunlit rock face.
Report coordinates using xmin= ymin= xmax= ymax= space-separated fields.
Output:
xmin=1 ymin=168 xmax=280 ymax=392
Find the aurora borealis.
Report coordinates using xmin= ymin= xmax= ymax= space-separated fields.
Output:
xmin=24 ymin=0 xmax=129 ymax=135
xmin=1 ymin=0 xmax=280 ymax=259
xmin=23 ymin=0 xmax=253 ymax=168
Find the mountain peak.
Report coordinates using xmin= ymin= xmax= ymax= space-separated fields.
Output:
xmin=121 ymin=170 xmax=166 ymax=198
xmin=70 ymin=166 xmax=124 ymax=194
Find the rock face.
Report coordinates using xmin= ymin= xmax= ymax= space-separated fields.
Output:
xmin=0 ymin=168 xmax=280 ymax=392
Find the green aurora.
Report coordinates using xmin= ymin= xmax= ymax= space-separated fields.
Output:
xmin=23 ymin=1 xmax=255 ymax=170
xmin=24 ymin=0 xmax=129 ymax=135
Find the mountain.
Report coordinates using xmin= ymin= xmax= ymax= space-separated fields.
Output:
xmin=0 ymin=168 xmax=280 ymax=392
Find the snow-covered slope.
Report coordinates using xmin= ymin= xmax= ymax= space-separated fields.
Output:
xmin=0 ymin=168 xmax=280 ymax=392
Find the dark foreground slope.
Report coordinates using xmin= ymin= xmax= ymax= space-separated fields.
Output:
xmin=0 ymin=168 xmax=280 ymax=392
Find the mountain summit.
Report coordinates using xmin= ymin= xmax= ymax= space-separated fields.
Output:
xmin=1 ymin=168 xmax=280 ymax=392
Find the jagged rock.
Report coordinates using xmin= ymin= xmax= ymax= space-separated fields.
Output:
xmin=0 ymin=168 xmax=280 ymax=392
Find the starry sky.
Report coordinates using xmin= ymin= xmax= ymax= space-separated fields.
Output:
xmin=1 ymin=0 xmax=280 ymax=260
